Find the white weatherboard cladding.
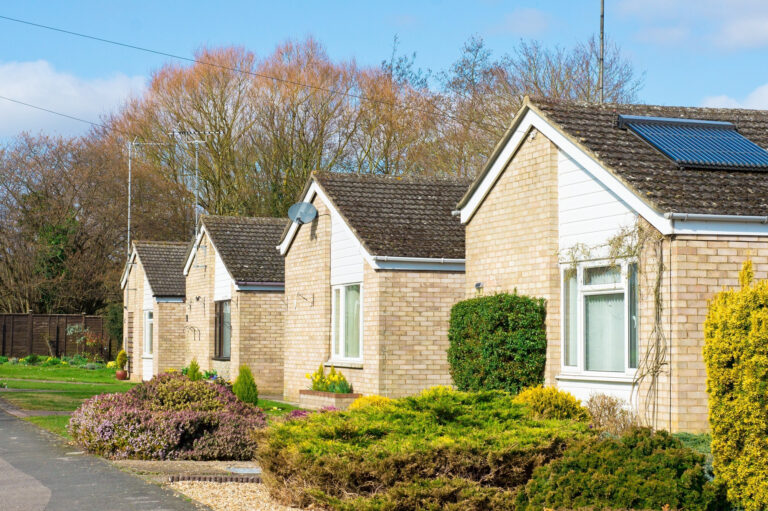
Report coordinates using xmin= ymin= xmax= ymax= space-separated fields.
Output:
xmin=214 ymin=248 xmax=233 ymax=301
xmin=142 ymin=356 xmax=153 ymax=381
xmin=330 ymin=208 xmax=364 ymax=286
xmin=558 ymin=150 xmax=637 ymax=258
xmin=556 ymin=376 xmax=634 ymax=406
xmin=142 ymin=274 xmax=153 ymax=310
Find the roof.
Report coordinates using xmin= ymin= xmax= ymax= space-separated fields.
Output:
xmin=201 ymin=215 xmax=288 ymax=283
xmin=133 ymin=241 xmax=188 ymax=297
xmin=312 ymin=172 xmax=471 ymax=259
xmin=461 ymin=97 xmax=768 ymax=217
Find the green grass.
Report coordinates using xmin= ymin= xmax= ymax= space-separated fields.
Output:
xmin=258 ymin=398 xmax=299 ymax=417
xmin=2 ymin=388 xmax=124 ymax=411
xmin=24 ymin=415 xmax=71 ymax=438
xmin=0 ymin=364 xmax=119 ymax=383
xmin=0 ymin=379 xmax=135 ymax=391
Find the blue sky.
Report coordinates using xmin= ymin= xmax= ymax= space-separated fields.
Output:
xmin=2 ymin=0 xmax=768 ymax=137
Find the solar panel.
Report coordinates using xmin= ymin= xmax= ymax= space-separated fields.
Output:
xmin=617 ymin=114 xmax=768 ymax=170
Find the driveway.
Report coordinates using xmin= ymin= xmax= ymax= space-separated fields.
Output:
xmin=0 ymin=409 xmax=207 ymax=511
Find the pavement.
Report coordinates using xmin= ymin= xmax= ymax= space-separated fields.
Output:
xmin=0 ymin=409 xmax=208 ymax=511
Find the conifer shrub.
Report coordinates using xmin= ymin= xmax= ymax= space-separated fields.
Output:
xmin=513 ymin=386 xmax=589 ymax=421
xmin=704 ymin=260 xmax=768 ymax=510
xmin=69 ymin=373 xmax=266 ymax=460
xmin=233 ymin=365 xmax=259 ymax=405
xmin=186 ymin=358 xmax=202 ymax=381
xmin=257 ymin=386 xmax=588 ymax=508
xmin=348 ymin=395 xmax=393 ymax=411
xmin=448 ymin=293 xmax=546 ymax=393
xmin=115 ymin=350 xmax=127 ymax=370
xmin=517 ymin=427 xmax=727 ymax=511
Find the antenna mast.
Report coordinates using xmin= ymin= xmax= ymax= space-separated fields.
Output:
xmin=599 ymin=0 xmax=605 ymax=103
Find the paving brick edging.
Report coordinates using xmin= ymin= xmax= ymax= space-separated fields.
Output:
xmin=168 ymin=474 xmax=261 ymax=483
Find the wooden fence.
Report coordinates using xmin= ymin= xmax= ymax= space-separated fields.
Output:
xmin=0 ymin=314 xmax=117 ymax=361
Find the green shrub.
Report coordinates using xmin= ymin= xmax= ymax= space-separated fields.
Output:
xmin=331 ymin=477 xmax=519 ymax=511
xmin=307 ymin=365 xmax=353 ymax=393
xmin=233 ymin=365 xmax=259 ymax=405
xmin=62 ymin=354 xmax=88 ymax=367
xmin=0 ymin=356 xmax=8 ymax=364
xmin=704 ymin=260 xmax=768 ymax=510
xmin=258 ymin=386 xmax=588 ymax=508
xmin=517 ymin=427 xmax=727 ymax=511
xmin=83 ymin=362 xmax=104 ymax=370
xmin=186 ymin=359 xmax=202 ymax=381
xmin=448 ymin=293 xmax=546 ymax=393
xmin=203 ymin=369 xmax=218 ymax=380
xmin=115 ymin=350 xmax=127 ymax=370
xmin=8 ymin=357 xmax=18 ymax=365
xmin=41 ymin=356 xmax=61 ymax=367
xmin=101 ymin=302 xmax=123 ymax=344
xmin=513 ymin=386 xmax=589 ymax=421
xmin=20 ymin=354 xmax=40 ymax=365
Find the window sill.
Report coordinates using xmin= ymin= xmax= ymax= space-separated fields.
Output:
xmin=212 ymin=357 xmax=231 ymax=362
xmin=142 ymin=354 xmax=153 ymax=359
xmin=324 ymin=360 xmax=363 ymax=370
xmin=556 ymin=372 xmax=636 ymax=384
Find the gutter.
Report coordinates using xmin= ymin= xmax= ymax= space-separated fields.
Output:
xmin=235 ymin=281 xmax=285 ymax=288
xmin=371 ymin=255 xmax=466 ymax=264
xmin=665 ymin=212 xmax=768 ymax=224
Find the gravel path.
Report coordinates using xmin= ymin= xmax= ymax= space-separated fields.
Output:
xmin=170 ymin=482 xmax=301 ymax=511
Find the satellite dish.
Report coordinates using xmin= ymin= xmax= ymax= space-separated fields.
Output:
xmin=287 ymin=202 xmax=318 ymax=225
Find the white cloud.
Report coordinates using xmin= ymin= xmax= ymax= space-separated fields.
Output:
xmin=490 ymin=8 xmax=551 ymax=37
xmin=701 ymin=83 xmax=768 ymax=109
xmin=715 ymin=17 xmax=768 ymax=49
xmin=0 ymin=60 xmax=145 ymax=138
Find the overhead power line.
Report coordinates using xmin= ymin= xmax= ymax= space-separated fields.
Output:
xmin=0 ymin=94 xmax=118 ymax=133
xmin=0 ymin=14 xmax=503 ymax=136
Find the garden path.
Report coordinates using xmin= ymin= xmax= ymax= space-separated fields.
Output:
xmin=0 ymin=409 xmax=208 ymax=510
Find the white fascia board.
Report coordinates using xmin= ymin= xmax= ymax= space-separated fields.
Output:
xmin=670 ymin=220 xmax=768 ymax=236
xmin=155 ymin=297 xmax=184 ymax=303
xmin=120 ymin=249 xmax=138 ymax=289
xmin=235 ymin=284 xmax=286 ymax=292
xmin=183 ymin=229 xmax=207 ymax=276
xmin=459 ymin=109 xmax=673 ymax=236
xmin=373 ymin=260 xmax=465 ymax=272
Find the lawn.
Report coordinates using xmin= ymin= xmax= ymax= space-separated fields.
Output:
xmin=25 ymin=415 xmax=71 ymax=438
xmin=258 ymin=398 xmax=299 ymax=417
xmin=0 ymin=364 xmax=119 ymax=383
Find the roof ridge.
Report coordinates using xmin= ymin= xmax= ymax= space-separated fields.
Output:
xmin=313 ymin=171 xmax=473 ymax=185
xmin=134 ymin=240 xmax=189 ymax=246
xmin=528 ymin=95 xmax=768 ymax=115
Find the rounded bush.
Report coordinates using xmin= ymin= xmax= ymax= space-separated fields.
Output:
xmin=517 ymin=427 xmax=727 ymax=511
xmin=448 ymin=293 xmax=546 ymax=394
xmin=348 ymin=395 xmax=393 ymax=411
xmin=513 ymin=386 xmax=589 ymax=421
xmin=69 ymin=373 xmax=266 ymax=460
xmin=115 ymin=350 xmax=127 ymax=370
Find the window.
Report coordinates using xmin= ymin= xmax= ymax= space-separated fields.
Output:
xmin=143 ymin=310 xmax=153 ymax=355
xmin=215 ymin=300 xmax=231 ymax=360
xmin=562 ymin=262 xmax=639 ymax=374
xmin=331 ymin=284 xmax=362 ymax=360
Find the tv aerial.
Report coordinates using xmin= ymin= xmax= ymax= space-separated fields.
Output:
xmin=287 ymin=202 xmax=318 ymax=225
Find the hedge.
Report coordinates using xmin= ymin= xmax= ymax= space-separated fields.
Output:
xmin=704 ymin=260 xmax=768 ymax=511
xmin=448 ymin=293 xmax=546 ymax=393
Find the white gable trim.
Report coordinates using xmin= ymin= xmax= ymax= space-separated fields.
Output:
xmin=183 ymin=229 xmax=206 ymax=276
xmin=278 ymin=180 xmax=465 ymax=271
xmin=120 ymin=249 xmax=138 ymax=289
xmin=459 ymin=107 xmax=673 ymax=235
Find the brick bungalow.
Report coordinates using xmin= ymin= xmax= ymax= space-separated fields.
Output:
xmin=183 ymin=215 xmax=287 ymax=393
xmin=278 ymin=172 xmax=470 ymax=402
xmin=456 ymin=96 xmax=768 ymax=433
xmin=121 ymin=241 xmax=188 ymax=381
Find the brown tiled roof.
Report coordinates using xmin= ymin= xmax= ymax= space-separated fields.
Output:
xmin=134 ymin=241 xmax=188 ymax=297
xmin=530 ymin=97 xmax=768 ymax=216
xmin=313 ymin=172 xmax=471 ymax=259
xmin=202 ymin=215 xmax=288 ymax=283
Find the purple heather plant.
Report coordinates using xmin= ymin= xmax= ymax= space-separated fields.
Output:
xmin=68 ymin=373 xmax=266 ymax=460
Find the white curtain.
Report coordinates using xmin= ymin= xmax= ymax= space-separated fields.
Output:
xmin=585 ymin=293 xmax=625 ymax=372
xmin=221 ymin=301 xmax=231 ymax=359
xmin=333 ymin=288 xmax=341 ymax=356
xmin=564 ymin=272 xmax=578 ymax=366
xmin=344 ymin=285 xmax=360 ymax=358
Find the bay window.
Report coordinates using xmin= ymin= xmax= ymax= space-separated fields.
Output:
xmin=562 ymin=262 xmax=639 ymax=374
xmin=331 ymin=283 xmax=362 ymax=361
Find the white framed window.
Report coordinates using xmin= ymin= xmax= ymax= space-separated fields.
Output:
xmin=143 ymin=310 xmax=154 ymax=355
xmin=331 ymin=283 xmax=362 ymax=361
xmin=561 ymin=261 xmax=638 ymax=376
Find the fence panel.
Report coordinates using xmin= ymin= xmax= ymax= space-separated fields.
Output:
xmin=0 ymin=314 xmax=115 ymax=360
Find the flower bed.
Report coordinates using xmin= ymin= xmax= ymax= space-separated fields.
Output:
xmin=69 ymin=373 xmax=266 ymax=460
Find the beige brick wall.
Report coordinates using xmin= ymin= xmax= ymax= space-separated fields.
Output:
xmin=154 ymin=301 xmax=186 ymax=374
xmin=231 ymin=290 xmax=285 ymax=396
xmin=283 ymin=195 xmax=465 ymax=402
xmin=123 ymin=258 xmax=146 ymax=382
xmin=283 ymin=196 xmax=332 ymax=402
xmin=464 ymin=132 xmax=561 ymax=384
xmin=185 ymin=232 xmax=217 ymax=371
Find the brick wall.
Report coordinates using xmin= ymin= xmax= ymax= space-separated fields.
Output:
xmin=185 ymin=232 xmax=216 ymax=371
xmin=123 ymin=258 xmax=146 ymax=381
xmin=154 ymin=301 xmax=186 ymax=374
xmin=283 ymin=196 xmax=331 ymax=402
xmin=231 ymin=290 xmax=285 ymax=396
xmin=464 ymin=132 xmax=561 ymax=384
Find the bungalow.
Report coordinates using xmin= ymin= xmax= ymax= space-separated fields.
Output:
xmin=183 ymin=215 xmax=287 ymax=394
xmin=278 ymin=172 xmax=471 ymax=403
xmin=121 ymin=241 xmax=188 ymax=381
xmin=456 ymin=96 xmax=768 ymax=433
